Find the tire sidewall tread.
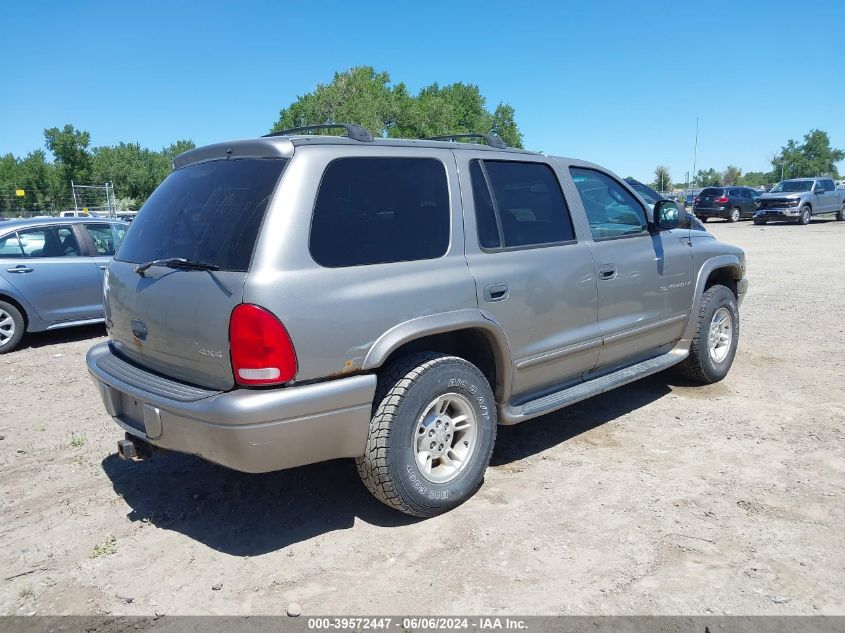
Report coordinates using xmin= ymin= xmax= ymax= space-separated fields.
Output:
xmin=0 ymin=300 xmax=25 ymax=354
xmin=357 ymin=352 xmax=497 ymax=517
xmin=678 ymin=285 xmax=740 ymax=384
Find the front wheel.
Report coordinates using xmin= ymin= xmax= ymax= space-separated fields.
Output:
xmin=753 ymin=217 xmax=767 ymax=225
xmin=798 ymin=205 xmax=811 ymax=225
xmin=729 ymin=207 xmax=741 ymax=223
xmin=677 ymin=284 xmax=739 ymax=384
xmin=357 ymin=352 xmax=497 ymax=517
xmin=837 ymin=205 xmax=845 ymax=221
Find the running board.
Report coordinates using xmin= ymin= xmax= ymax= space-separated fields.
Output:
xmin=499 ymin=350 xmax=688 ymax=425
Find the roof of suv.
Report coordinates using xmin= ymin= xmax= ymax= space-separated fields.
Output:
xmin=173 ymin=134 xmax=541 ymax=169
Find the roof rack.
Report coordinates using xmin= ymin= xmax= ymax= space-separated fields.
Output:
xmin=425 ymin=133 xmax=509 ymax=149
xmin=263 ymin=123 xmax=374 ymax=143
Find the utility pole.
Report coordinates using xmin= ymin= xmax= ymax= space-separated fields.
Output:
xmin=692 ymin=117 xmax=699 ymax=189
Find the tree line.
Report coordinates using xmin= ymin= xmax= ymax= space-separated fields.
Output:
xmin=651 ymin=129 xmax=843 ymax=191
xmin=0 ymin=125 xmax=195 ymax=216
xmin=1 ymin=67 xmax=523 ymax=217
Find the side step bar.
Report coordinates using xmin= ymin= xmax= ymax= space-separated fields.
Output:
xmin=499 ymin=349 xmax=688 ymax=425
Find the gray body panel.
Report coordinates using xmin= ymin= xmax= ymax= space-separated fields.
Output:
xmin=87 ymin=135 xmax=748 ymax=474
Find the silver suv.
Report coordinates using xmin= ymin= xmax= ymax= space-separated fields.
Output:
xmin=87 ymin=125 xmax=748 ymax=517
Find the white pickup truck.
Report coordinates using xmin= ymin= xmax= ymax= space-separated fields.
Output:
xmin=755 ymin=177 xmax=845 ymax=225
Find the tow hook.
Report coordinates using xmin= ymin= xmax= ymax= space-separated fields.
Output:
xmin=117 ymin=434 xmax=154 ymax=462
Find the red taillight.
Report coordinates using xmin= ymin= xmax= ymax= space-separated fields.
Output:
xmin=229 ymin=304 xmax=297 ymax=386
xmin=715 ymin=196 xmax=729 ymax=204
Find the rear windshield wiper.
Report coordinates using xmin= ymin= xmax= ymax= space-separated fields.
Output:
xmin=135 ymin=258 xmax=221 ymax=276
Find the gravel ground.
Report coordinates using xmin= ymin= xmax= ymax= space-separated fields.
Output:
xmin=1 ymin=218 xmax=843 ymax=616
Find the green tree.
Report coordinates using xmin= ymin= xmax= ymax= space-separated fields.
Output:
xmin=695 ymin=168 xmax=721 ymax=187
xmin=739 ymin=171 xmax=770 ymax=187
xmin=652 ymin=165 xmax=671 ymax=192
xmin=722 ymin=165 xmax=742 ymax=185
xmin=271 ymin=66 xmax=524 ymax=148
xmin=772 ymin=129 xmax=844 ymax=179
xmin=44 ymin=124 xmax=92 ymax=191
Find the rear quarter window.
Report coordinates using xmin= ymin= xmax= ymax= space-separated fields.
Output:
xmin=115 ymin=158 xmax=286 ymax=271
xmin=309 ymin=157 xmax=450 ymax=267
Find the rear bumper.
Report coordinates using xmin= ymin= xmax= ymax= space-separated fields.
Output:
xmin=694 ymin=207 xmax=729 ymax=218
xmin=86 ymin=342 xmax=376 ymax=473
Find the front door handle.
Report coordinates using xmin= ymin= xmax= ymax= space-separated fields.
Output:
xmin=483 ymin=282 xmax=509 ymax=302
xmin=6 ymin=265 xmax=34 ymax=274
xmin=598 ymin=264 xmax=617 ymax=280
xmin=99 ymin=265 xmax=107 ymax=270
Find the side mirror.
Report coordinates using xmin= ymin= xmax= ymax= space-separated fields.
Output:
xmin=655 ymin=200 xmax=680 ymax=230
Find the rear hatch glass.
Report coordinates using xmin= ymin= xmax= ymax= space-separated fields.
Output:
xmin=699 ymin=188 xmax=724 ymax=197
xmin=116 ymin=158 xmax=286 ymax=270
xmin=107 ymin=158 xmax=287 ymax=390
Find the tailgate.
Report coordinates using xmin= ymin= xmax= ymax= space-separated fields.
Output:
xmin=105 ymin=156 xmax=288 ymax=390
xmin=105 ymin=260 xmax=245 ymax=390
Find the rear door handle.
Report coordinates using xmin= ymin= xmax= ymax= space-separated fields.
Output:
xmin=598 ymin=264 xmax=617 ymax=280
xmin=6 ymin=265 xmax=34 ymax=274
xmin=483 ymin=282 xmax=509 ymax=302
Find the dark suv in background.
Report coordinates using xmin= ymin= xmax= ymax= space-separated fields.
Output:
xmin=694 ymin=186 xmax=760 ymax=222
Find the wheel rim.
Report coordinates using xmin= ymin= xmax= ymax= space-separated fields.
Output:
xmin=414 ymin=392 xmax=478 ymax=484
xmin=707 ymin=307 xmax=733 ymax=364
xmin=0 ymin=308 xmax=15 ymax=347
xmin=731 ymin=209 xmax=740 ymax=222
xmin=802 ymin=208 xmax=810 ymax=223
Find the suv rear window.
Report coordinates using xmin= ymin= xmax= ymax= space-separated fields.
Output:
xmin=115 ymin=158 xmax=286 ymax=271
xmin=310 ymin=157 xmax=450 ymax=267
xmin=700 ymin=188 xmax=725 ymax=196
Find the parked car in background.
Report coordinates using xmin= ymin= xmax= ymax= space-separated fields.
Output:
xmin=0 ymin=217 xmax=127 ymax=353
xmin=755 ymin=177 xmax=845 ymax=225
xmin=693 ymin=186 xmax=759 ymax=222
xmin=625 ymin=179 xmax=707 ymax=232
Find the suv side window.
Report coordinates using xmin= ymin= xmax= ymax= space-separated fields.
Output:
xmin=569 ymin=168 xmax=648 ymax=239
xmin=310 ymin=157 xmax=450 ymax=267
xmin=469 ymin=160 xmax=575 ymax=249
xmin=17 ymin=226 xmax=81 ymax=258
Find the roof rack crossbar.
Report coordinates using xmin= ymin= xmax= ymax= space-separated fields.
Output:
xmin=425 ymin=133 xmax=509 ymax=149
xmin=264 ymin=123 xmax=374 ymax=143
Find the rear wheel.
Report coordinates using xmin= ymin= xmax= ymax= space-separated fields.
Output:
xmin=798 ymin=205 xmax=811 ymax=225
xmin=356 ymin=352 xmax=497 ymax=517
xmin=0 ymin=300 xmax=25 ymax=354
xmin=837 ymin=204 xmax=845 ymax=221
xmin=677 ymin=285 xmax=739 ymax=384
xmin=699 ymin=216 xmax=708 ymax=223
xmin=753 ymin=217 xmax=767 ymax=225
xmin=729 ymin=207 xmax=741 ymax=223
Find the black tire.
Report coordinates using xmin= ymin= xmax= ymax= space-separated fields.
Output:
xmin=837 ymin=205 xmax=845 ymax=221
xmin=356 ymin=352 xmax=497 ymax=517
xmin=728 ymin=207 xmax=741 ymax=223
xmin=699 ymin=216 xmax=708 ymax=223
xmin=676 ymin=285 xmax=739 ymax=384
xmin=753 ymin=217 xmax=767 ymax=225
xmin=0 ymin=299 xmax=25 ymax=354
xmin=798 ymin=205 xmax=811 ymax=225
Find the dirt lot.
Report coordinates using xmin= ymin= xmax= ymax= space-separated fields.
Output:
xmin=1 ymin=219 xmax=843 ymax=616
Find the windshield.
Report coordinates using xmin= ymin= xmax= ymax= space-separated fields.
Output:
xmin=771 ymin=180 xmax=813 ymax=193
xmin=116 ymin=158 xmax=286 ymax=271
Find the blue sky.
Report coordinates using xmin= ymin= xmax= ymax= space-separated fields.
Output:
xmin=1 ymin=0 xmax=842 ymax=184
